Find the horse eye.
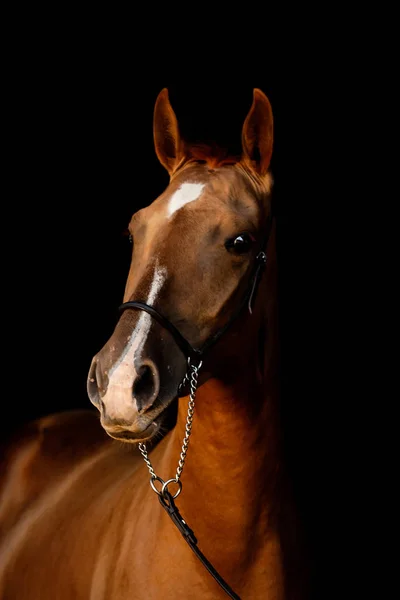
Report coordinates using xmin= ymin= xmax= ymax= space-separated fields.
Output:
xmin=225 ymin=233 xmax=254 ymax=255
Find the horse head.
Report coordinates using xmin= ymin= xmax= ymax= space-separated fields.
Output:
xmin=87 ymin=88 xmax=273 ymax=442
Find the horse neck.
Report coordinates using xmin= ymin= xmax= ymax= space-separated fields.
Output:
xmin=158 ymin=231 xmax=282 ymax=551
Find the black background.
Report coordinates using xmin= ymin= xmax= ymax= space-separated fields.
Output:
xmin=4 ymin=42 xmax=358 ymax=597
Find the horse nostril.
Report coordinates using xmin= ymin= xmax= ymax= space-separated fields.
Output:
xmin=133 ymin=362 xmax=160 ymax=413
xmin=87 ymin=359 xmax=100 ymax=407
xmin=87 ymin=358 xmax=109 ymax=408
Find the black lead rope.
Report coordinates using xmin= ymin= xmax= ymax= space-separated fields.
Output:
xmin=159 ymin=492 xmax=242 ymax=600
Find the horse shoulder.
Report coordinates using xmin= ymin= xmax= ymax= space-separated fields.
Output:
xmin=0 ymin=409 xmax=109 ymax=538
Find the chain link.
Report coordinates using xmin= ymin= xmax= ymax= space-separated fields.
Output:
xmin=138 ymin=358 xmax=202 ymax=498
xmin=138 ymin=443 xmax=157 ymax=479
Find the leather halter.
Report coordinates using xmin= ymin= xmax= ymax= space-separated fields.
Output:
xmin=118 ymin=215 xmax=273 ymax=370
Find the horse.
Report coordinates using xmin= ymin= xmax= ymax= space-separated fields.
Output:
xmin=0 ymin=88 xmax=309 ymax=599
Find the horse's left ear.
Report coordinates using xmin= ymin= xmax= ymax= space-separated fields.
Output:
xmin=241 ymin=89 xmax=273 ymax=176
xmin=153 ymin=88 xmax=186 ymax=176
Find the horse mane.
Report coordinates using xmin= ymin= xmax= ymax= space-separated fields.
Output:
xmin=186 ymin=142 xmax=241 ymax=168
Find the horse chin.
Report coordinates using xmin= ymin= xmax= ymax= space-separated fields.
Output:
xmin=103 ymin=420 xmax=161 ymax=444
xmin=100 ymin=392 xmax=177 ymax=444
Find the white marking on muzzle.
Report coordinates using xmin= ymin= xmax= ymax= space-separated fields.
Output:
xmin=102 ymin=263 xmax=167 ymax=419
xmin=167 ymin=182 xmax=205 ymax=218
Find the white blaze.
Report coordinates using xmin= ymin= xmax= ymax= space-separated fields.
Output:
xmin=167 ymin=182 xmax=205 ymax=218
xmin=102 ymin=263 xmax=167 ymax=418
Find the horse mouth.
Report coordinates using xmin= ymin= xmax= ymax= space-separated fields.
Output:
xmin=104 ymin=420 xmax=160 ymax=444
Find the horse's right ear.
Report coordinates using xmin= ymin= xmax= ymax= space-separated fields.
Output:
xmin=241 ymin=89 xmax=273 ymax=177
xmin=153 ymin=89 xmax=186 ymax=176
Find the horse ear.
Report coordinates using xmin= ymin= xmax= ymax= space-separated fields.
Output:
xmin=153 ymin=88 xmax=185 ymax=175
xmin=241 ymin=89 xmax=273 ymax=176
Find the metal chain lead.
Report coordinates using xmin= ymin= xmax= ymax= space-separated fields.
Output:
xmin=175 ymin=360 xmax=201 ymax=480
xmin=138 ymin=358 xmax=202 ymax=499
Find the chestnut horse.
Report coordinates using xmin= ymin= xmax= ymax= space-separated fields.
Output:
xmin=0 ymin=89 xmax=308 ymax=599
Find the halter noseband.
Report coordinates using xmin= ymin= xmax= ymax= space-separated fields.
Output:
xmin=118 ymin=216 xmax=273 ymax=371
